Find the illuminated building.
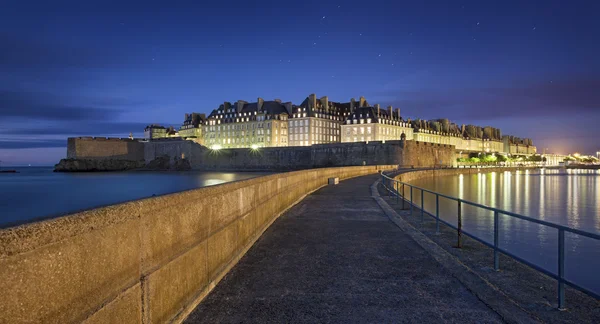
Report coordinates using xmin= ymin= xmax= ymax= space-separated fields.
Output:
xmin=289 ymin=94 xmax=351 ymax=146
xmin=178 ymin=113 xmax=206 ymax=145
xmin=204 ymin=98 xmax=289 ymax=149
xmin=161 ymin=94 xmax=537 ymax=156
xmin=341 ymin=102 xmax=412 ymax=143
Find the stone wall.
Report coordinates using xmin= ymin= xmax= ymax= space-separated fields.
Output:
xmin=67 ymin=137 xmax=145 ymax=161
xmin=143 ymin=139 xmax=456 ymax=171
xmin=0 ymin=165 xmax=397 ymax=324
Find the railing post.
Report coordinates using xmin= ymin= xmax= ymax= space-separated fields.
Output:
xmin=395 ymin=181 xmax=399 ymax=204
xmin=435 ymin=194 xmax=440 ymax=234
xmin=420 ymin=189 xmax=424 ymax=224
xmin=402 ymin=184 xmax=406 ymax=210
xmin=494 ymin=211 xmax=499 ymax=271
xmin=455 ymin=200 xmax=462 ymax=248
xmin=558 ymin=229 xmax=565 ymax=310
xmin=410 ymin=186 xmax=413 ymax=216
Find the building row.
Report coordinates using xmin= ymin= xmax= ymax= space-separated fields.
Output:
xmin=144 ymin=94 xmax=537 ymax=155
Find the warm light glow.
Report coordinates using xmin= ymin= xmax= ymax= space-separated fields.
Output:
xmin=573 ymin=153 xmax=581 ymax=158
xmin=211 ymin=144 xmax=222 ymax=150
xmin=251 ymin=144 xmax=259 ymax=150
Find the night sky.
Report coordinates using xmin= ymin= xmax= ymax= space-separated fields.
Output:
xmin=1 ymin=0 xmax=598 ymax=165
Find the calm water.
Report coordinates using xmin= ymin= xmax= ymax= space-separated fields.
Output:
xmin=0 ymin=167 xmax=272 ymax=228
xmin=407 ymin=169 xmax=600 ymax=295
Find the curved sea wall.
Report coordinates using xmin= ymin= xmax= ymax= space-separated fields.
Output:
xmin=0 ymin=165 xmax=396 ymax=324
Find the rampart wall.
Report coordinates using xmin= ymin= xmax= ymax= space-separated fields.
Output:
xmin=0 ymin=165 xmax=396 ymax=323
xmin=142 ymin=140 xmax=456 ymax=170
xmin=67 ymin=137 xmax=145 ymax=161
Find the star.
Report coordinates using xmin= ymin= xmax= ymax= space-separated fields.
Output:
xmin=477 ymin=22 xmax=480 ymax=26
xmin=359 ymin=33 xmax=362 ymax=36
xmin=152 ymin=58 xmax=155 ymax=61
xmin=322 ymin=16 xmax=326 ymax=19
xmin=532 ymin=26 xmax=536 ymax=30
xmin=378 ymin=54 xmax=382 ymax=57
xmin=313 ymin=42 xmax=317 ymax=45
xmin=391 ymin=63 xmax=395 ymax=66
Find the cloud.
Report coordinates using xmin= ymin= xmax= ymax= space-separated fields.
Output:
xmin=0 ymin=139 xmax=66 ymax=149
xmin=375 ymin=76 xmax=600 ymax=121
xmin=0 ymin=90 xmax=148 ymax=121
xmin=0 ymin=122 xmax=149 ymax=136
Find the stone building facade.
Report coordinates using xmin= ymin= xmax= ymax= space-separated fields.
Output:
xmin=204 ymin=98 xmax=289 ymax=149
xmin=178 ymin=113 xmax=206 ymax=144
xmin=288 ymin=94 xmax=350 ymax=146
xmin=157 ymin=94 xmax=537 ymax=156
xmin=341 ymin=103 xmax=413 ymax=143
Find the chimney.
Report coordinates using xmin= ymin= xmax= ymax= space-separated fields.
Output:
xmin=320 ymin=96 xmax=329 ymax=111
xmin=309 ymin=93 xmax=317 ymax=109
xmin=359 ymin=96 xmax=366 ymax=107
xmin=387 ymin=106 xmax=393 ymax=119
xmin=223 ymin=102 xmax=231 ymax=112
xmin=396 ymin=108 xmax=401 ymax=120
xmin=185 ymin=113 xmax=189 ymax=120
xmin=284 ymin=102 xmax=293 ymax=115
xmin=375 ymin=104 xmax=380 ymax=116
xmin=236 ymin=100 xmax=246 ymax=113
xmin=257 ymin=97 xmax=264 ymax=111
xmin=274 ymin=98 xmax=281 ymax=103
xmin=350 ymin=98 xmax=356 ymax=113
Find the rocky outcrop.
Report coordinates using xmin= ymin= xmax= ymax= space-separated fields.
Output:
xmin=145 ymin=155 xmax=171 ymax=170
xmin=145 ymin=155 xmax=192 ymax=171
xmin=173 ymin=157 xmax=192 ymax=171
xmin=54 ymin=159 xmax=145 ymax=172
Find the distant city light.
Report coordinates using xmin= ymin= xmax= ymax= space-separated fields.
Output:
xmin=211 ymin=144 xmax=222 ymax=150
xmin=573 ymin=153 xmax=581 ymax=158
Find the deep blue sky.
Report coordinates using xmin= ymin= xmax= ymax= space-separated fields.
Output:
xmin=1 ymin=0 xmax=598 ymax=165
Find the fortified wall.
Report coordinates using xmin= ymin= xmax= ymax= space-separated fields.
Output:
xmin=67 ymin=137 xmax=145 ymax=161
xmin=143 ymin=139 xmax=456 ymax=171
xmin=0 ymin=165 xmax=396 ymax=323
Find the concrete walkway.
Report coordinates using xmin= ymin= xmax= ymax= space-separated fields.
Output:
xmin=185 ymin=174 xmax=503 ymax=323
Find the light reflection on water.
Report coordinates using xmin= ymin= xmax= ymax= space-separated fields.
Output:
xmin=408 ymin=168 xmax=600 ymax=295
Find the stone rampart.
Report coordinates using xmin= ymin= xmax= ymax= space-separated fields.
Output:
xmin=0 ymin=165 xmax=396 ymax=323
xmin=67 ymin=137 xmax=145 ymax=161
xmin=143 ymin=140 xmax=456 ymax=170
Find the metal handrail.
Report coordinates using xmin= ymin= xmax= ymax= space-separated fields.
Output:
xmin=380 ymin=171 xmax=600 ymax=309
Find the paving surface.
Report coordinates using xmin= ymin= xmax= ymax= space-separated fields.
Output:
xmin=185 ymin=174 xmax=503 ymax=323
